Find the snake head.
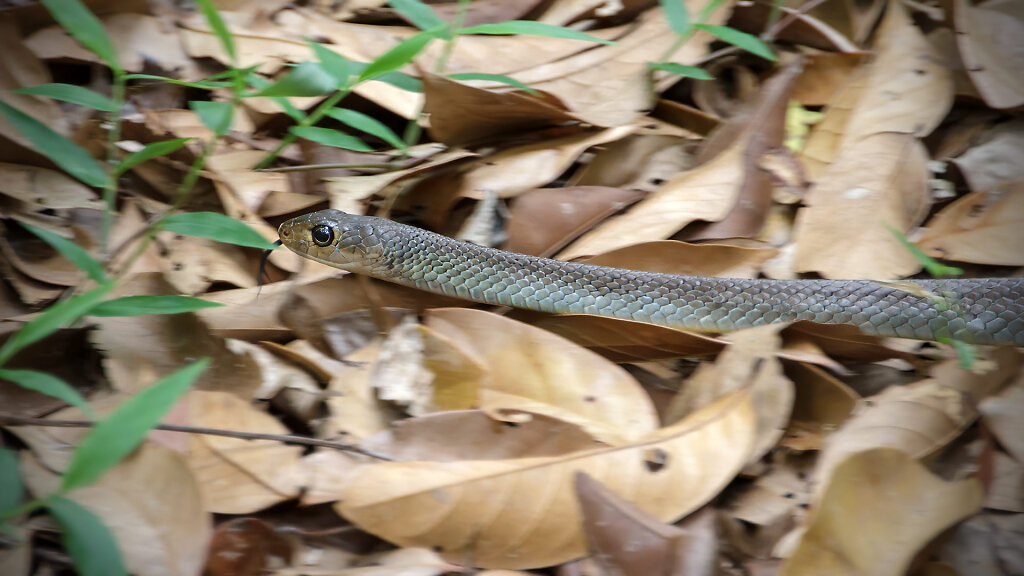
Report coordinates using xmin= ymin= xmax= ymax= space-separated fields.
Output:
xmin=278 ymin=209 xmax=388 ymax=273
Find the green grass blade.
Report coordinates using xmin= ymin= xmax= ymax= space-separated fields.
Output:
xmin=291 ymin=126 xmax=375 ymax=152
xmin=12 ymin=84 xmax=117 ymax=112
xmin=161 ymin=212 xmax=279 ymax=250
xmin=251 ymin=62 xmax=338 ymax=97
xmin=193 ymin=0 xmax=235 ymax=62
xmin=693 ymin=24 xmax=776 ymax=61
xmin=312 ymin=43 xmax=353 ymax=84
xmin=359 ymin=28 xmax=442 ymax=82
xmin=61 ymin=358 xmax=209 ymax=492
xmin=189 ymin=101 xmax=233 ymax=136
xmin=0 ymin=283 xmax=113 ymax=367
xmin=326 ymin=108 xmax=407 ymax=150
xmin=459 ymin=21 xmax=615 ymax=45
xmin=389 ymin=0 xmax=446 ymax=31
xmin=0 ymin=369 xmax=96 ymax=419
xmin=114 ymin=138 xmax=191 ymax=176
xmin=22 ymin=223 xmax=106 ymax=283
xmin=0 ymin=449 xmax=23 ymax=513
xmin=89 ymin=295 xmax=223 ymax=317
xmin=0 ymin=101 xmax=107 ymax=188
xmin=647 ymin=62 xmax=714 ymax=80
xmin=45 ymin=496 xmax=127 ymax=576
xmin=659 ymin=0 xmax=690 ymax=34
xmin=40 ymin=0 xmax=120 ymax=73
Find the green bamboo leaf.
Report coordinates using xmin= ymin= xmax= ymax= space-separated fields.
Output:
xmin=459 ymin=21 xmax=615 ymax=45
xmin=22 ymin=223 xmax=105 ymax=283
xmin=447 ymin=73 xmax=539 ymax=95
xmin=647 ymin=62 xmax=714 ymax=80
xmin=326 ymin=108 xmax=406 ymax=150
xmin=46 ymin=496 xmax=127 ymax=576
xmin=0 ymin=101 xmax=107 ymax=188
xmin=0 ymin=369 xmax=96 ymax=419
xmin=40 ymin=0 xmax=120 ymax=72
xmin=251 ymin=62 xmax=338 ymax=97
xmin=312 ymin=43 xmax=352 ymax=84
xmin=193 ymin=0 xmax=235 ymax=62
xmin=61 ymin=359 xmax=209 ymax=492
xmin=659 ymin=0 xmax=690 ymax=35
xmin=359 ymin=27 xmax=443 ymax=82
xmin=161 ymin=212 xmax=279 ymax=250
xmin=291 ymin=126 xmax=375 ymax=152
xmin=0 ymin=449 xmax=23 ymax=513
xmin=12 ymin=84 xmax=117 ymax=112
xmin=693 ymin=24 xmax=776 ymax=61
xmin=89 ymin=295 xmax=223 ymax=317
xmin=114 ymin=138 xmax=191 ymax=176
xmin=246 ymin=73 xmax=307 ymax=122
xmin=885 ymin=223 xmax=964 ymax=278
xmin=389 ymin=0 xmax=446 ymax=31
xmin=123 ymin=74 xmax=232 ymax=90
xmin=189 ymin=100 xmax=233 ymax=136
xmin=0 ymin=283 xmax=113 ymax=367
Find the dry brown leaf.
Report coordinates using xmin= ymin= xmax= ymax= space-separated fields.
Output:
xmin=424 ymin=308 xmax=658 ymax=445
xmin=986 ymin=450 xmax=1024 ymax=513
xmin=0 ymin=227 xmax=85 ymax=287
xmin=580 ymin=241 xmax=778 ymax=279
xmin=0 ymin=163 xmax=103 ymax=211
xmin=181 ymin=390 xmax=305 ymax=513
xmin=814 ymin=347 xmax=1020 ymax=484
xmin=203 ymin=517 xmax=294 ymax=576
xmin=979 ymin=375 xmax=1024 ymax=465
xmin=337 ymin=390 xmax=755 ymax=569
xmin=918 ymin=182 xmax=1024 ymax=266
xmin=0 ymin=18 xmax=66 ymax=151
xmin=793 ymin=132 xmax=930 ymax=279
xmin=729 ymin=3 xmax=860 ymax=53
xmin=783 ymin=362 xmax=859 ymax=451
xmin=505 ymin=186 xmax=645 ymax=257
xmin=951 ymin=118 xmax=1024 ymax=194
xmin=799 ymin=1 xmax=953 ymax=181
xmin=724 ymin=456 xmax=813 ymax=557
xmin=780 ymin=448 xmax=983 ymax=576
xmin=21 ymin=444 xmax=210 ymax=576
xmin=576 ymin=473 xmax=717 ymax=576
xmin=790 ymin=52 xmax=864 ymax=106
xmin=205 ymin=150 xmax=289 ymax=213
xmin=373 ymin=316 xmax=435 ymax=416
xmin=666 ymin=324 xmax=794 ymax=463
xmin=421 ymin=72 xmax=576 ymax=147
xmin=954 ymin=0 xmax=1024 ymax=110
xmin=26 ymin=13 xmax=197 ymax=77
xmin=521 ymin=312 xmax=726 ymax=362
xmin=570 ymin=132 xmax=694 ymax=190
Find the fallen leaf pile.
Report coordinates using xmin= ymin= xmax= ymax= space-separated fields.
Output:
xmin=1 ymin=0 xmax=1023 ymax=575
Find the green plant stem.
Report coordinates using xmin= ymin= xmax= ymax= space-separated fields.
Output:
xmin=403 ymin=0 xmax=472 ymax=149
xmin=254 ymin=87 xmax=352 ymax=169
xmin=1 ymin=498 xmax=45 ymax=523
xmin=100 ymin=72 xmax=127 ymax=261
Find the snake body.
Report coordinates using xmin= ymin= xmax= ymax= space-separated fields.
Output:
xmin=278 ymin=210 xmax=1024 ymax=346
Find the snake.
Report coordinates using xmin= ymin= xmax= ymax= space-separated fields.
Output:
xmin=277 ymin=209 xmax=1024 ymax=346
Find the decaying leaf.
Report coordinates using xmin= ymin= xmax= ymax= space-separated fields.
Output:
xmin=918 ymin=182 xmax=1024 ymax=266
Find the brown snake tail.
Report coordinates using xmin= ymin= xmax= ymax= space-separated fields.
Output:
xmin=278 ymin=209 xmax=1024 ymax=346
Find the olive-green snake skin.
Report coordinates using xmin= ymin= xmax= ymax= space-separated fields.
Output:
xmin=278 ymin=210 xmax=1024 ymax=346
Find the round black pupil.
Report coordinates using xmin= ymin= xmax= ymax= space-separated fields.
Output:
xmin=312 ymin=226 xmax=332 ymax=245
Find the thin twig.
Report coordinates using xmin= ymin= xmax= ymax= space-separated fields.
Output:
xmin=0 ymin=414 xmax=393 ymax=461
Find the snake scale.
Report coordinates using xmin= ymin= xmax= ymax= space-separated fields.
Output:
xmin=278 ymin=210 xmax=1024 ymax=346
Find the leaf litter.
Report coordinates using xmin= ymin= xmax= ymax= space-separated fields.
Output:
xmin=0 ymin=0 xmax=1023 ymax=574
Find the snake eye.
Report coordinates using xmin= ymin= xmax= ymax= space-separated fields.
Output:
xmin=311 ymin=225 xmax=334 ymax=247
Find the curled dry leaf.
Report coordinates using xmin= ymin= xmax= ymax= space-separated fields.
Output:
xmin=794 ymin=132 xmax=930 ymax=279
xmin=800 ymin=0 xmax=953 ymax=181
xmin=21 ymin=445 xmax=210 ymax=576
xmin=814 ymin=347 xmax=1020 ymax=485
xmin=954 ymin=0 xmax=1024 ymax=110
xmin=780 ymin=448 xmax=983 ymax=576
xmin=424 ymin=308 xmax=658 ymax=445
xmin=181 ymin=390 xmax=306 ymax=514
xmin=918 ymin=183 xmax=1024 ymax=266
xmin=951 ymin=118 xmax=1024 ymax=194
xmin=337 ymin=390 xmax=757 ymax=569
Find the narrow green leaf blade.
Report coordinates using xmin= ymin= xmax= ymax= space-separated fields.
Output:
xmin=459 ymin=21 xmax=615 ymax=45
xmin=161 ymin=212 xmax=279 ymax=250
xmin=189 ymin=100 xmax=233 ymax=136
xmin=193 ymin=0 xmax=235 ymax=62
xmin=0 ymin=369 xmax=96 ymax=419
xmin=123 ymin=74 xmax=231 ymax=90
xmin=291 ymin=126 xmax=375 ymax=152
xmin=885 ymin=223 xmax=964 ymax=278
xmin=659 ymin=0 xmax=690 ymax=35
xmin=312 ymin=43 xmax=352 ymax=84
xmin=326 ymin=108 xmax=406 ymax=150
xmin=647 ymin=62 xmax=714 ymax=80
xmin=0 ymin=101 xmax=107 ymax=187
xmin=358 ymin=28 xmax=441 ymax=82
xmin=0 ymin=449 xmax=23 ymax=513
xmin=447 ymin=73 xmax=539 ymax=95
xmin=22 ymin=223 xmax=105 ymax=283
xmin=389 ymin=0 xmax=446 ymax=31
xmin=251 ymin=62 xmax=338 ymax=97
xmin=114 ymin=138 xmax=191 ymax=176
xmin=46 ymin=496 xmax=127 ymax=576
xmin=61 ymin=359 xmax=209 ymax=492
xmin=0 ymin=283 xmax=113 ymax=366
xmin=90 ymin=295 xmax=224 ymax=317
xmin=39 ymin=0 xmax=120 ymax=72
xmin=693 ymin=24 xmax=776 ymax=61
xmin=12 ymin=84 xmax=117 ymax=112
